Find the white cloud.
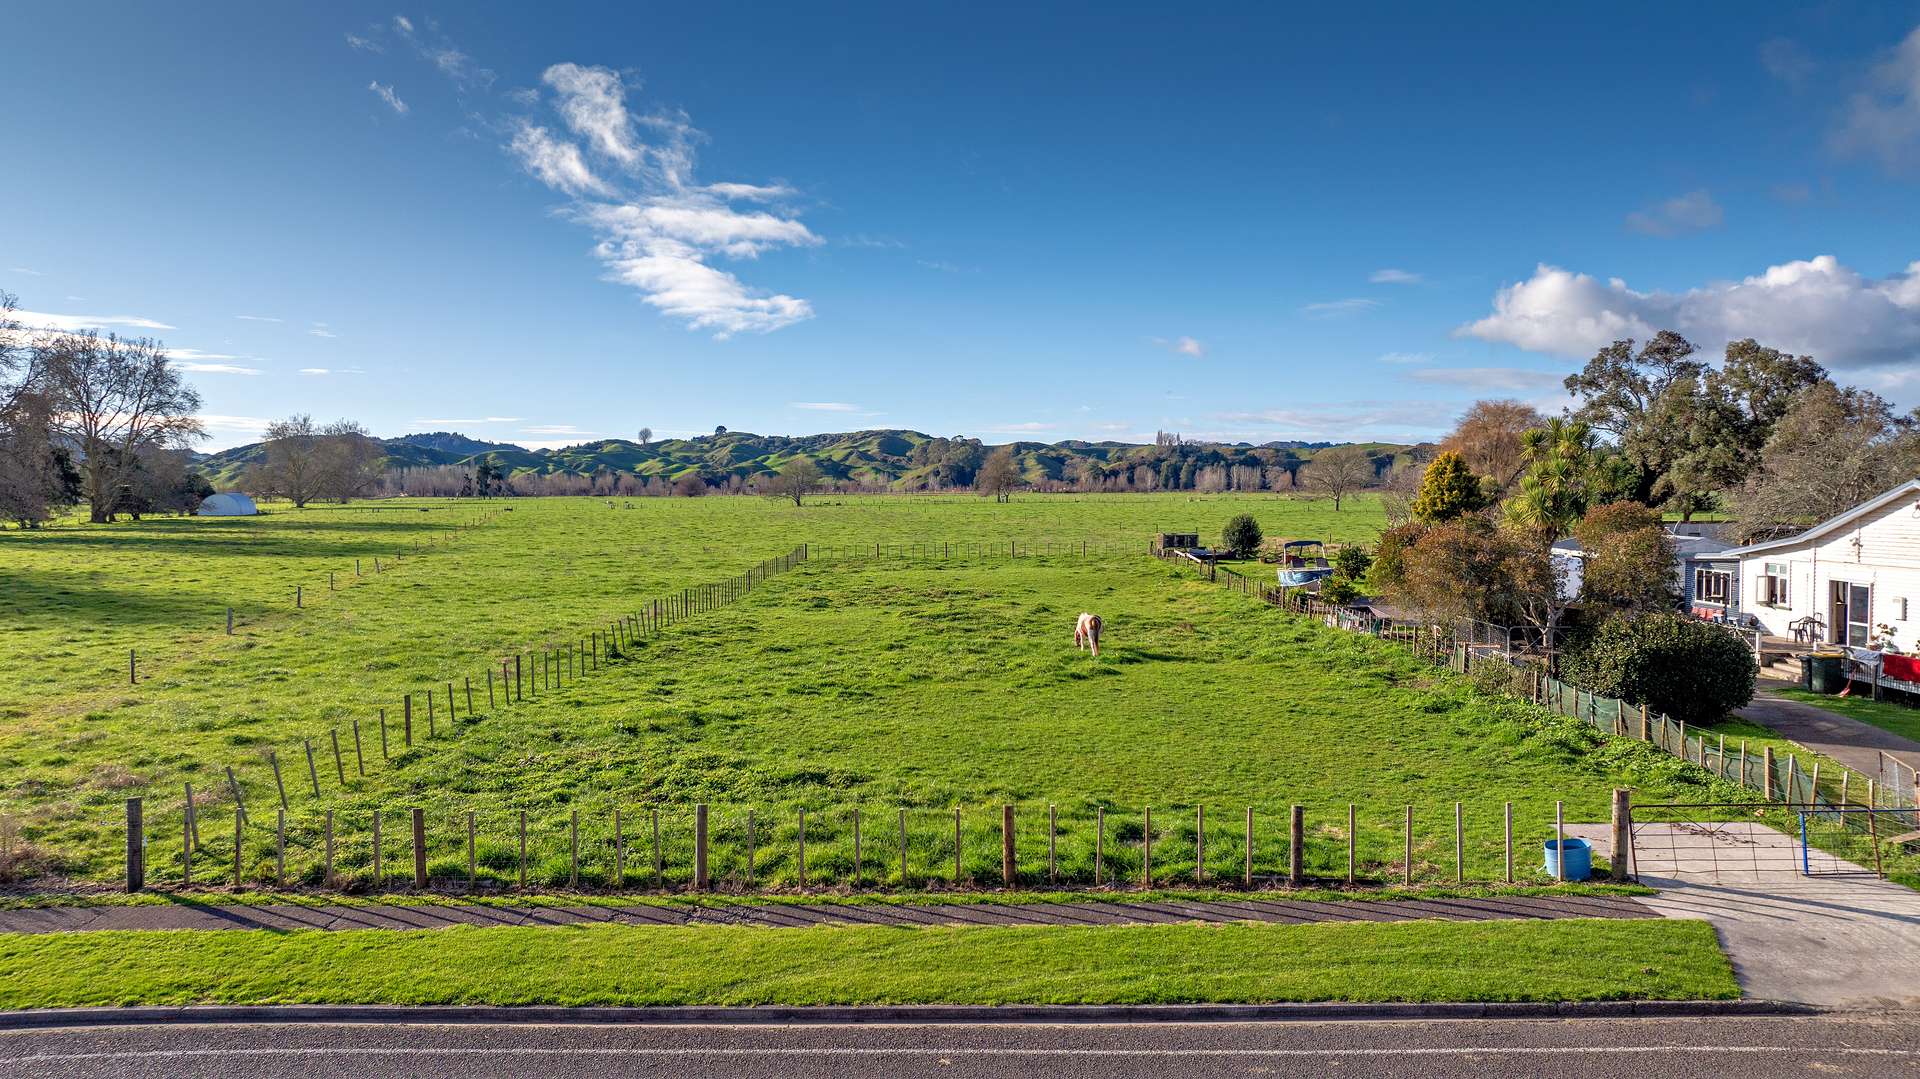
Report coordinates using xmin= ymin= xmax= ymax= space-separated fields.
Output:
xmin=345 ymin=32 xmax=382 ymax=53
xmin=1405 ymin=366 xmax=1563 ymax=392
xmin=197 ymin=414 xmax=273 ymax=436
xmin=579 ymin=202 xmax=816 ymax=259
xmin=298 ymin=368 xmax=331 ymax=375
xmin=543 ymin=63 xmax=643 ymax=167
xmin=1459 ymin=256 xmax=1920 ymax=371
xmin=308 ymin=326 xmax=337 ymax=338
xmin=841 ymin=233 xmax=906 ymax=249
xmin=392 ymin=15 xmax=413 ymax=33
xmin=8 ymin=267 xmax=44 ymax=276
xmin=1369 ymin=268 xmax=1422 ymax=284
xmin=1301 ymin=298 xmax=1380 ymax=317
xmin=791 ymin=402 xmax=861 ymax=412
xmin=1378 ymin=351 xmax=1433 ymax=365
xmin=369 ymin=81 xmax=409 ymax=115
xmin=508 ymin=121 xmax=613 ymax=196
xmin=234 ymin=314 xmax=283 ymax=322
xmin=1151 ymin=335 xmax=1206 ymax=358
xmin=1625 ymin=189 xmax=1723 ymax=236
xmin=11 ymin=309 xmax=174 ymax=333
xmin=1834 ymin=25 xmax=1920 ymax=172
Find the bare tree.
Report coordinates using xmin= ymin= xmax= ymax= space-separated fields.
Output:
xmin=314 ymin=420 xmax=384 ymax=502
xmin=43 ymin=332 xmax=203 ymax=522
xmin=252 ymin=415 xmax=326 ymax=507
xmin=761 ymin=457 xmax=824 ymax=506
xmin=1301 ymin=445 xmax=1373 ymax=510
xmin=0 ymin=292 xmax=77 ymax=526
xmin=1441 ymin=399 xmax=1546 ymax=491
xmin=637 ymin=426 xmax=652 ymax=446
xmin=974 ymin=446 xmax=1021 ymax=502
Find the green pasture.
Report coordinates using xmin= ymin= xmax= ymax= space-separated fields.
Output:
xmin=0 ymin=918 xmax=1736 ymax=1007
xmin=0 ymin=490 xmax=1748 ymax=890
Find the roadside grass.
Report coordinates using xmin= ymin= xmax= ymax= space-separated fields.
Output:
xmin=1769 ymin=686 xmax=1920 ymax=745
xmin=0 ymin=918 xmax=1737 ymax=1007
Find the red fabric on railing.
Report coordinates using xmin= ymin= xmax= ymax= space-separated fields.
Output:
xmin=1882 ymin=652 xmax=1920 ymax=684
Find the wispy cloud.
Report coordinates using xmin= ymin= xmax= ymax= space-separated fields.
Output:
xmin=8 ymin=267 xmax=44 ymax=276
xmin=1404 ymin=366 xmax=1563 ymax=392
xmin=1301 ymin=298 xmax=1380 ymax=318
xmin=493 ymin=60 xmax=820 ymax=336
xmin=1760 ymin=37 xmax=1816 ymax=89
xmin=369 ymin=81 xmax=409 ymax=115
xmin=345 ymin=32 xmax=382 ymax=53
xmin=1832 ymin=25 xmax=1920 ymax=173
xmin=298 ymin=368 xmax=331 ymax=375
xmin=308 ymin=323 xmax=337 ymax=339
xmin=1625 ymin=189 xmax=1723 ymax=236
xmin=175 ymin=362 xmax=260 ymax=376
xmin=1378 ymin=351 xmax=1433 ymax=365
xmin=413 ymin=416 xmax=523 ymax=425
xmin=1151 ymin=335 xmax=1206 ymax=358
xmin=234 ymin=314 xmax=283 ymax=323
xmin=841 ymin=234 xmax=906 ymax=249
xmin=1368 ymin=268 xmax=1422 ymax=284
xmin=10 ymin=309 xmax=174 ymax=333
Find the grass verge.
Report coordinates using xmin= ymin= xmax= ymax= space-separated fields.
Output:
xmin=1770 ymin=687 xmax=1920 ymax=745
xmin=0 ymin=918 xmax=1735 ymax=1007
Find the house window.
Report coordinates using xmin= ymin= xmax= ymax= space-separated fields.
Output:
xmin=1759 ymin=563 xmax=1790 ymax=607
xmin=1695 ymin=568 xmax=1732 ymax=605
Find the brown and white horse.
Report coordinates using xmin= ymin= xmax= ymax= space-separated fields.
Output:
xmin=1074 ymin=612 xmax=1103 ymax=657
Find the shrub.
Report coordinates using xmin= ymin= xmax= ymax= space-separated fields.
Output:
xmin=1333 ymin=545 xmax=1372 ymax=580
xmin=1561 ymin=613 xmax=1754 ymax=724
xmin=1411 ymin=450 xmax=1486 ymax=522
xmin=1221 ymin=513 xmax=1262 ymax=558
xmin=1320 ymin=577 xmax=1362 ymax=605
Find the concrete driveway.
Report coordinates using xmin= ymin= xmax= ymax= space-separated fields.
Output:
xmin=1568 ymin=820 xmax=1920 ymax=1008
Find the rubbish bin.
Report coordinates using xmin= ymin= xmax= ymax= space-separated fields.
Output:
xmin=1810 ymin=652 xmax=1846 ymax=694
xmin=1543 ymin=838 xmax=1592 ymax=882
xmin=1798 ymin=653 xmax=1814 ymax=691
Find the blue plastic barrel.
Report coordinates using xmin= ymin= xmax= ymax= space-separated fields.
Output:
xmin=1543 ymin=838 xmax=1592 ymax=881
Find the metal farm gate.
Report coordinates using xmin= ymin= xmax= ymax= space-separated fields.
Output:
xmin=1629 ymin=802 xmax=1919 ymax=883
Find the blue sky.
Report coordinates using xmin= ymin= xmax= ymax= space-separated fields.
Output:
xmin=6 ymin=2 xmax=1920 ymax=450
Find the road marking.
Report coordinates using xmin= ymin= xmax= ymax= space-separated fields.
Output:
xmin=9 ymin=1046 xmax=1916 ymax=1063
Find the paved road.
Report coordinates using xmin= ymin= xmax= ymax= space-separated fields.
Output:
xmin=1 ymin=1015 xmax=1915 ymax=1078
xmin=1739 ymin=689 xmax=1920 ymax=775
xmin=0 ymin=893 xmax=1652 ymax=934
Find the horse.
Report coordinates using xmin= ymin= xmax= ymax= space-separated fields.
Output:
xmin=1074 ymin=612 xmax=1103 ymax=657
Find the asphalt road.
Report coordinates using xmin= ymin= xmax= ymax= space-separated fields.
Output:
xmin=2 ymin=1014 xmax=1917 ymax=1078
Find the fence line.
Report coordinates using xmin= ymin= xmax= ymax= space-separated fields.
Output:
xmin=117 ymin=794 xmax=1631 ymax=896
xmin=810 ymin=539 xmax=1127 ymax=560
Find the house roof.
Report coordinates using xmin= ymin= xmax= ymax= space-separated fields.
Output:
xmin=1721 ymin=479 xmax=1920 ymax=559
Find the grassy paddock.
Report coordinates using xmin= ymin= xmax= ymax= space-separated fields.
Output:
xmin=1771 ymin=687 xmax=1920 ymax=745
xmin=0 ymin=918 xmax=1736 ymax=1007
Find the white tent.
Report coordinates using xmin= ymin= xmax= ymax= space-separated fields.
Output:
xmin=198 ymin=493 xmax=259 ymax=516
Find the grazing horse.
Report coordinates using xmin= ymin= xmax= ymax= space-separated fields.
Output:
xmin=1074 ymin=612 xmax=1103 ymax=657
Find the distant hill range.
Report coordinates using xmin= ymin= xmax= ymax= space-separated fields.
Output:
xmin=195 ymin=429 xmax=1426 ymax=492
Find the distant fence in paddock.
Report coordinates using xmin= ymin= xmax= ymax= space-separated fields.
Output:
xmin=809 ymin=539 xmax=1127 ymax=559
xmin=118 ymin=791 xmax=1642 ymax=895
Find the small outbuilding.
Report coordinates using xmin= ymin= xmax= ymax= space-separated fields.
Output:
xmin=197 ymin=493 xmax=259 ymax=517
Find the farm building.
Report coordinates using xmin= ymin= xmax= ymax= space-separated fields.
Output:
xmin=1550 ymin=528 xmax=1735 ymax=611
xmin=1721 ymin=479 xmax=1920 ymax=649
xmin=197 ymin=492 xmax=258 ymax=516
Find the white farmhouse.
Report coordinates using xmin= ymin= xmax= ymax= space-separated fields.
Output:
xmin=1721 ymin=479 xmax=1920 ymax=649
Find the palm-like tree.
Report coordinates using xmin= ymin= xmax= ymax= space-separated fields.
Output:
xmin=1501 ymin=418 xmax=1597 ymax=546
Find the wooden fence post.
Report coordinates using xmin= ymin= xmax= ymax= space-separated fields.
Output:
xmin=1244 ymin=806 xmax=1254 ymax=887
xmin=268 ymin=751 xmax=288 ymax=811
xmin=1347 ymin=803 xmax=1357 ymax=885
xmin=1289 ymin=805 xmax=1305 ymax=887
xmin=404 ymin=695 xmax=413 ymax=747
xmin=695 ymin=804 xmax=709 ymax=890
xmin=330 ymin=730 xmax=345 ymax=785
xmin=1142 ymin=806 xmax=1152 ymax=888
xmin=1763 ymin=745 xmax=1777 ymax=800
xmin=1611 ymin=788 xmax=1633 ymax=882
xmin=125 ymin=798 xmax=143 ymax=892
xmin=304 ymin=740 xmax=320 ymax=797
xmin=227 ymin=607 xmax=234 ymax=636
xmin=1002 ymin=805 xmax=1015 ymax=887
xmin=413 ymin=807 xmax=427 ymax=889
xmin=1194 ymin=806 xmax=1205 ymax=884
xmin=1504 ymin=801 xmax=1514 ymax=884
